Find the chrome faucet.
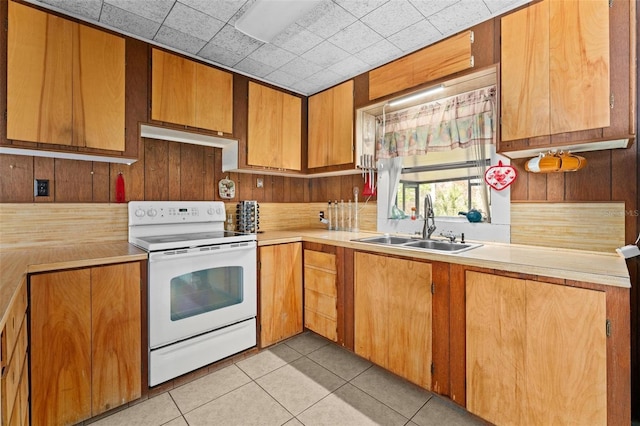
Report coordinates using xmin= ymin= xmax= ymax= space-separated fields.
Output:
xmin=422 ymin=194 xmax=436 ymax=239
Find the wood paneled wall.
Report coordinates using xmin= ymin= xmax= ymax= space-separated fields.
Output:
xmin=0 ymin=137 xmax=375 ymax=204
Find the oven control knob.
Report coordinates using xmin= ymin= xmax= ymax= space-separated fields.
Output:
xmin=215 ymin=207 xmax=223 ymax=215
xmin=207 ymin=208 xmax=214 ymax=216
xmin=135 ymin=208 xmax=145 ymax=218
xmin=147 ymin=208 xmax=158 ymax=217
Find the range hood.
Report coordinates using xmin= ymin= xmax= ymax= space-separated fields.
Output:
xmin=140 ymin=124 xmax=238 ymax=171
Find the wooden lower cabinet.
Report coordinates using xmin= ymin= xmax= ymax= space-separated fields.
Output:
xmin=354 ymin=252 xmax=432 ymax=388
xmin=30 ymin=262 xmax=141 ymax=426
xmin=259 ymin=243 xmax=303 ymax=347
xmin=465 ymin=271 xmax=607 ymax=425
xmin=1 ymin=278 xmax=28 ymax=426
xmin=304 ymin=249 xmax=338 ymax=341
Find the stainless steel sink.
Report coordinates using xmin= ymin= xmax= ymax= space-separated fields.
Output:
xmin=353 ymin=235 xmax=415 ymax=245
xmin=403 ymin=239 xmax=474 ymax=252
xmin=352 ymin=235 xmax=481 ymax=254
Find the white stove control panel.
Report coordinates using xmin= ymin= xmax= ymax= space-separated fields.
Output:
xmin=128 ymin=201 xmax=226 ymax=226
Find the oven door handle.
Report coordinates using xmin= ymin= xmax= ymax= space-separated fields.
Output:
xmin=149 ymin=242 xmax=256 ymax=262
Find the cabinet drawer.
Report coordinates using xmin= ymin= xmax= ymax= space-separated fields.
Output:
xmin=18 ymin=354 xmax=28 ymax=426
xmin=304 ymin=268 xmax=337 ymax=296
xmin=304 ymin=250 xmax=336 ymax=272
xmin=304 ymin=289 xmax=337 ymax=320
xmin=304 ymin=309 xmax=337 ymax=342
xmin=4 ymin=282 xmax=27 ymax=363
xmin=2 ymin=317 xmax=27 ymax=425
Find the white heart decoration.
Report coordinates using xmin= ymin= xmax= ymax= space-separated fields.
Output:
xmin=484 ymin=160 xmax=517 ymax=191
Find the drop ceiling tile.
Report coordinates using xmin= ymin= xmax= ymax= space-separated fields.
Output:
xmin=388 ymin=19 xmax=441 ymax=52
xmin=328 ymin=55 xmax=370 ymax=78
xmin=208 ymin=24 xmax=263 ymax=57
xmin=198 ymin=42 xmax=244 ymax=67
xmin=299 ymin=1 xmax=357 ymax=39
xmin=164 ymin=2 xmax=225 ymax=41
xmin=100 ymin=3 xmax=161 ymax=39
xmin=334 ymin=0 xmax=389 ymax=18
xmin=266 ymin=69 xmax=301 ymax=88
xmin=271 ymin=24 xmax=324 ymax=56
xmin=427 ymin=0 xmax=491 ymax=35
xmin=104 ymin=0 xmax=175 ymax=24
xmin=36 ymin=0 xmax=102 ymax=20
xmin=291 ymin=79 xmax=320 ymax=94
xmin=178 ymin=0 xmax=247 ymax=22
xmin=154 ymin=26 xmax=207 ymax=55
xmin=360 ymin=1 xmax=423 ymax=37
xmin=279 ymin=57 xmax=324 ymax=80
xmin=235 ymin=57 xmax=275 ymax=78
xmin=301 ymin=41 xmax=350 ymax=68
xmin=306 ymin=69 xmax=343 ymax=88
xmin=408 ymin=0 xmax=454 ymax=19
xmin=328 ymin=20 xmax=383 ymax=55
xmin=355 ymin=38 xmax=403 ymax=67
xmin=248 ymin=44 xmax=297 ymax=70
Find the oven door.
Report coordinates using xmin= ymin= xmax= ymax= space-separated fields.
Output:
xmin=148 ymin=241 xmax=257 ymax=349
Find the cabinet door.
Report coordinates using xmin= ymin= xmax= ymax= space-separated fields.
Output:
xmin=74 ymin=24 xmax=125 ymax=151
xmin=195 ymin=63 xmax=233 ymax=133
xmin=466 ymin=271 xmax=526 ymax=426
xmin=280 ymin=92 xmax=302 ymax=171
xmin=247 ymin=82 xmax=282 ymax=169
xmin=307 ymin=80 xmax=353 ymax=169
xmin=548 ymin=0 xmax=609 ymax=134
xmin=328 ymin=80 xmax=353 ymax=166
xmin=248 ymin=83 xmax=301 ymax=171
xmin=260 ymin=243 xmax=303 ymax=347
xmin=307 ymin=89 xmax=333 ymax=168
xmin=31 ymin=269 xmax=92 ymax=425
xmin=354 ymin=252 xmax=388 ymax=367
xmin=91 ymin=263 xmax=141 ymax=416
xmin=524 ymin=281 xmax=606 ymax=425
xmin=151 ymin=49 xmax=196 ymax=127
xmin=7 ymin=1 xmax=73 ymax=145
xmin=387 ymin=258 xmax=431 ymax=388
xmin=500 ymin=0 xmax=549 ymax=141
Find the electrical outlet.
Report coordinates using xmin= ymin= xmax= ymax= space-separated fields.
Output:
xmin=256 ymin=178 xmax=263 ymax=188
xmin=34 ymin=179 xmax=49 ymax=197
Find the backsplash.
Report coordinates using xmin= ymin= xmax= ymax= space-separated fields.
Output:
xmin=510 ymin=202 xmax=625 ymax=253
xmin=0 ymin=202 xmax=378 ymax=250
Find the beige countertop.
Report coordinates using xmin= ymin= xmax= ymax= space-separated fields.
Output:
xmin=0 ymin=229 xmax=630 ymax=328
xmin=0 ymin=242 xmax=147 ymax=329
xmin=257 ymin=229 xmax=631 ymax=288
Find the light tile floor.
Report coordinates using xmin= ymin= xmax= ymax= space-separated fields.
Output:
xmin=93 ymin=332 xmax=487 ymax=426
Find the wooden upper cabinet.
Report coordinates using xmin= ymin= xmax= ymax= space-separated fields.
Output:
xmin=369 ymin=31 xmax=474 ymax=101
xmin=74 ymin=25 xmax=125 ymax=150
xmin=500 ymin=0 xmax=610 ymax=142
xmin=151 ymin=49 xmax=233 ymax=134
xmin=308 ymin=80 xmax=354 ymax=169
xmin=7 ymin=1 xmax=125 ymax=151
xmin=247 ymin=82 xmax=302 ymax=171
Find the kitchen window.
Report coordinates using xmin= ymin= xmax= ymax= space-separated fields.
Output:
xmin=356 ymin=68 xmax=512 ymax=243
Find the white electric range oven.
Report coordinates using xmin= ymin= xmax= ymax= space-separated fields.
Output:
xmin=128 ymin=201 xmax=257 ymax=387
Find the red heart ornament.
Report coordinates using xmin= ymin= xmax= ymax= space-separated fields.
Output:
xmin=484 ymin=160 xmax=517 ymax=191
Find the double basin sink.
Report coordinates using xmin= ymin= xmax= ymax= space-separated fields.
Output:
xmin=352 ymin=235 xmax=481 ymax=254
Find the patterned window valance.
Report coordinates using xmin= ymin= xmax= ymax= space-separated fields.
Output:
xmin=377 ymin=86 xmax=496 ymax=159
